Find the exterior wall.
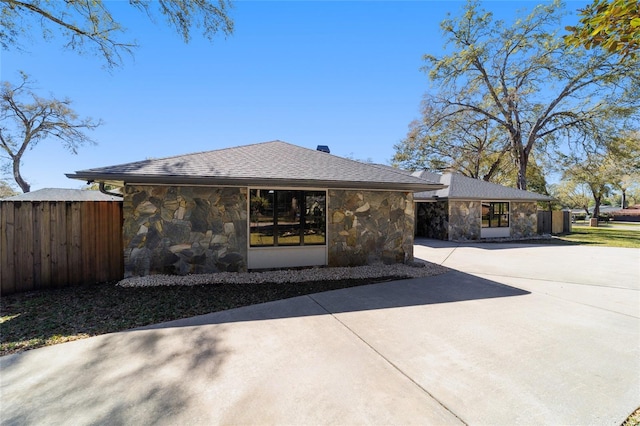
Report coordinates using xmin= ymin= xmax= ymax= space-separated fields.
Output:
xmin=448 ymin=200 xmax=482 ymax=241
xmin=328 ymin=190 xmax=414 ymax=266
xmin=415 ymin=201 xmax=449 ymax=240
xmin=511 ymin=201 xmax=538 ymax=238
xmin=123 ymin=185 xmax=247 ymax=277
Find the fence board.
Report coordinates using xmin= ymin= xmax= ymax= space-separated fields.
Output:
xmin=95 ymin=202 xmax=107 ymax=283
xmin=69 ymin=202 xmax=83 ymax=286
xmin=15 ymin=202 xmax=34 ymax=293
xmin=0 ymin=203 xmax=16 ymax=294
xmin=32 ymin=202 xmax=43 ymax=290
xmin=81 ymin=202 xmax=95 ymax=285
xmin=552 ymin=211 xmax=564 ymax=234
xmin=112 ymin=201 xmax=124 ymax=278
xmin=39 ymin=202 xmax=52 ymax=287
xmin=0 ymin=200 xmax=123 ymax=295
xmin=55 ymin=202 xmax=69 ymax=287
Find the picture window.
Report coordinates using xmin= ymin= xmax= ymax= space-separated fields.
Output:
xmin=250 ymin=189 xmax=326 ymax=247
xmin=482 ymin=201 xmax=509 ymax=228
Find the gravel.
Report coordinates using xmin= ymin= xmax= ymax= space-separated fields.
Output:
xmin=117 ymin=261 xmax=449 ymax=287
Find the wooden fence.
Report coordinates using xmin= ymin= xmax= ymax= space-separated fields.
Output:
xmin=537 ymin=210 xmax=571 ymax=235
xmin=0 ymin=200 xmax=123 ymax=295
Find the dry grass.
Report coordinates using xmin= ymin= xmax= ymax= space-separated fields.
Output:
xmin=1 ymin=276 xmax=401 ymax=356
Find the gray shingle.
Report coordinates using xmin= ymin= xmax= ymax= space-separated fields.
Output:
xmin=3 ymin=188 xmax=121 ymax=201
xmin=66 ymin=141 xmax=443 ymax=191
xmin=412 ymin=171 xmax=553 ymax=201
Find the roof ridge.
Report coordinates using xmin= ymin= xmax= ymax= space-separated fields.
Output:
xmin=87 ymin=140 xmax=291 ymax=171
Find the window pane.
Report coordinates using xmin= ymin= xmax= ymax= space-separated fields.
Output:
xmin=250 ymin=189 xmax=274 ymax=246
xmin=304 ymin=191 xmax=326 ymax=244
xmin=276 ymin=191 xmax=301 ymax=245
xmin=481 ymin=203 xmax=490 ymax=228
xmin=498 ymin=202 xmax=509 ymax=227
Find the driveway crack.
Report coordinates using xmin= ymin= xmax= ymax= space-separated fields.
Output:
xmin=306 ymin=293 xmax=468 ymax=426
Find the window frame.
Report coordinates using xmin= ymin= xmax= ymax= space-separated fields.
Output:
xmin=249 ymin=188 xmax=327 ymax=248
xmin=481 ymin=201 xmax=510 ymax=228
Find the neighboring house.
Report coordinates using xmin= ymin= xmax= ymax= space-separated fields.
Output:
xmin=611 ymin=205 xmax=640 ymax=222
xmin=4 ymin=188 xmax=122 ymax=202
xmin=412 ymin=171 xmax=554 ymax=241
xmin=66 ymin=141 xmax=443 ymax=277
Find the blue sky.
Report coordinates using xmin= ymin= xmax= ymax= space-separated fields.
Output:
xmin=1 ymin=0 xmax=589 ymax=191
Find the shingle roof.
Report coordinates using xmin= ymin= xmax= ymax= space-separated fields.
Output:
xmin=412 ymin=171 xmax=554 ymax=202
xmin=66 ymin=141 xmax=443 ymax=191
xmin=3 ymin=188 xmax=122 ymax=201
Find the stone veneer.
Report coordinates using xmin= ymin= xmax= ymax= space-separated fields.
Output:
xmin=123 ymin=185 xmax=247 ymax=277
xmin=448 ymin=200 xmax=482 ymax=241
xmin=327 ymin=190 xmax=415 ymax=266
xmin=510 ymin=201 xmax=538 ymax=239
xmin=415 ymin=201 xmax=449 ymax=240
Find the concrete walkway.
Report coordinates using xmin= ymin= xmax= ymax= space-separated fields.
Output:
xmin=1 ymin=241 xmax=639 ymax=425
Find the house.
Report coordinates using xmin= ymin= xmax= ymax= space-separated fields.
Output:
xmin=4 ymin=187 xmax=121 ymax=201
xmin=412 ymin=171 xmax=554 ymax=241
xmin=66 ymin=141 xmax=443 ymax=277
xmin=611 ymin=205 xmax=640 ymax=222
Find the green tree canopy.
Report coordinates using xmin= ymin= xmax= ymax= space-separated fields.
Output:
xmin=559 ymin=129 xmax=640 ymax=218
xmin=393 ymin=0 xmax=640 ymax=190
xmin=565 ymin=0 xmax=640 ymax=59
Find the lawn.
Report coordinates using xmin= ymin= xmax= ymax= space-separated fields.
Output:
xmin=553 ymin=224 xmax=640 ymax=249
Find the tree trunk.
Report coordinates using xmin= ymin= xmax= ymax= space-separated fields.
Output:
xmin=622 ymin=190 xmax=627 ymax=209
xmin=515 ymin=151 xmax=528 ymax=190
xmin=512 ymin=131 xmax=528 ymax=190
xmin=593 ymin=196 xmax=601 ymax=219
xmin=13 ymin=158 xmax=30 ymax=193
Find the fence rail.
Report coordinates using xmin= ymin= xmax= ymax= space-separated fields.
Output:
xmin=0 ymin=200 xmax=123 ymax=295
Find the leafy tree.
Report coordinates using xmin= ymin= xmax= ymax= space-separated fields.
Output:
xmin=607 ymin=130 xmax=640 ymax=208
xmin=562 ymin=157 xmax=612 ymax=220
xmin=394 ymin=99 xmax=511 ymax=181
xmin=550 ymin=180 xmax=593 ymax=215
xmin=0 ymin=73 xmax=100 ymax=193
xmin=0 ymin=178 xmax=18 ymax=198
xmin=394 ymin=0 xmax=640 ymax=190
xmin=0 ymin=0 xmax=234 ymax=67
xmin=559 ymin=129 xmax=640 ymax=220
xmin=565 ymin=0 xmax=640 ymax=59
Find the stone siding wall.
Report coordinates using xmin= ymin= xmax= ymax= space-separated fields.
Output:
xmin=511 ymin=201 xmax=538 ymax=239
xmin=123 ymin=185 xmax=247 ymax=277
xmin=448 ymin=200 xmax=481 ymax=241
xmin=415 ymin=201 xmax=449 ymax=240
xmin=328 ymin=190 xmax=414 ymax=266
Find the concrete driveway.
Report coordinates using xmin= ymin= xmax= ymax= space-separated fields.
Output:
xmin=1 ymin=240 xmax=639 ymax=425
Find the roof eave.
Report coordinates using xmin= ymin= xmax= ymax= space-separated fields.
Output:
xmin=413 ymin=195 xmax=554 ymax=202
xmin=66 ymin=173 xmax=443 ymax=192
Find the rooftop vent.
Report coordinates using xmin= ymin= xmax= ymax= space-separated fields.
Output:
xmin=316 ymin=145 xmax=330 ymax=153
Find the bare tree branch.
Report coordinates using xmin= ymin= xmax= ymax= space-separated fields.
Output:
xmin=0 ymin=73 xmax=101 ymax=192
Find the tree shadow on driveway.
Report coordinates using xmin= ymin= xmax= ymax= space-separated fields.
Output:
xmin=142 ymin=270 xmax=530 ymax=329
